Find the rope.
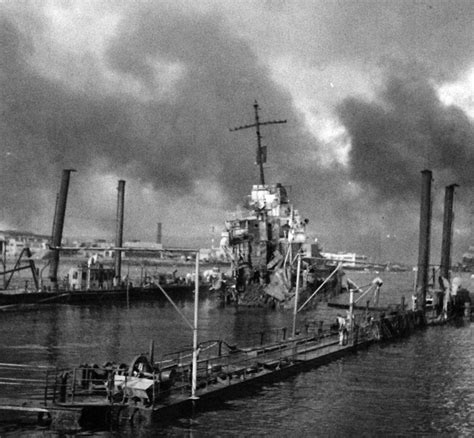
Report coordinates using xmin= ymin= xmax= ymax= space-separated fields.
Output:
xmin=298 ymin=263 xmax=342 ymax=312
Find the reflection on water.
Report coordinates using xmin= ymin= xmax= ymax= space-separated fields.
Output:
xmin=0 ymin=272 xmax=472 ymax=436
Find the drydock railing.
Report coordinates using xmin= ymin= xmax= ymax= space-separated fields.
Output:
xmin=0 ymin=310 xmax=423 ymax=413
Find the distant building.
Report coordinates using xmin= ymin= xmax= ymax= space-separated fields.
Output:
xmin=77 ymin=239 xmax=115 ymax=258
xmin=321 ymin=251 xmax=369 ymax=268
xmin=0 ymin=230 xmax=200 ymax=263
xmin=0 ymin=230 xmax=50 ymax=258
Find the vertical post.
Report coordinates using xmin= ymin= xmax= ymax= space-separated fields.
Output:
xmin=416 ymin=170 xmax=433 ymax=313
xmin=156 ymin=222 xmax=162 ymax=245
xmin=114 ymin=180 xmax=125 ymax=284
xmin=49 ymin=169 xmax=75 ymax=290
xmin=253 ymin=101 xmax=265 ymax=185
xmin=86 ymin=264 xmax=91 ymax=290
xmin=374 ymin=284 xmax=380 ymax=307
xmin=191 ymin=252 xmax=199 ymax=400
xmin=349 ymin=289 xmax=354 ymax=331
xmin=440 ymin=184 xmax=458 ymax=281
xmin=1 ymin=237 xmax=6 ymax=289
xmin=71 ymin=368 xmax=76 ymax=403
xmin=149 ymin=340 xmax=155 ymax=364
xmin=292 ymin=253 xmax=302 ymax=338
xmin=126 ymin=280 xmax=130 ymax=308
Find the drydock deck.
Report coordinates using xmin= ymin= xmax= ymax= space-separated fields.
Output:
xmin=0 ymin=307 xmax=434 ymax=430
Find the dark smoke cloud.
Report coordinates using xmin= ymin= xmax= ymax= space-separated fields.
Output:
xmin=0 ymin=2 xmax=472 ymax=263
xmin=0 ymin=7 xmax=329 ymax=237
xmin=334 ymin=67 xmax=474 ymax=262
xmin=306 ymin=1 xmax=474 ymax=82
xmin=104 ymin=8 xmax=310 ymax=201
xmin=338 ymin=68 xmax=474 ymax=203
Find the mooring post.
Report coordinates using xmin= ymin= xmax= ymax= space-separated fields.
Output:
xmin=415 ymin=170 xmax=432 ymax=315
xmin=49 ymin=169 xmax=75 ymax=290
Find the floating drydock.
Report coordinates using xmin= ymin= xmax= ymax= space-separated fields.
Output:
xmin=0 ymin=171 xmax=198 ymax=309
xmin=0 ymin=304 xmax=431 ymax=430
xmin=0 ymin=283 xmax=193 ymax=310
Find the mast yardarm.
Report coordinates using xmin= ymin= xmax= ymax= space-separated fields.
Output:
xmin=230 ymin=101 xmax=287 ymax=185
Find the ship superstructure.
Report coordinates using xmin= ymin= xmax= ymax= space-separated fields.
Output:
xmin=218 ymin=102 xmax=339 ymax=305
xmin=221 ymin=183 xmax=309 ymax=295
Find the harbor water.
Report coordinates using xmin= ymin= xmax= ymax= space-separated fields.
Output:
xmin=0 ymin=271 xmax=472 ymax=437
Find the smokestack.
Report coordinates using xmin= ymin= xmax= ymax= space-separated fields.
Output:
xmin=115 ymin=180 xmax=126 ymax=281
xmin=440 ymin=183 xmax=459 ymax=280
xmin=49 ymin=169 xmax=75 ymax=289
xmin=415 ymin=169 xmax=432 ymax=313
xmin=156 ymin=222 xmax=162 ymax=245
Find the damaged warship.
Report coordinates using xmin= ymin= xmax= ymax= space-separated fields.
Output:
xmin=213 ymin=102 xmax=346 ymax=308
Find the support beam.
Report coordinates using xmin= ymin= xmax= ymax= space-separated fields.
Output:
xmin=440 ymin=184 xmax=458 ymax=280
xmin=416 ymin=170 xmax=432 ymax=313
xmin=49 ymin=169 xmax=75 ymax=289
xmin=114 ymin=180 xmax=126 ymax=282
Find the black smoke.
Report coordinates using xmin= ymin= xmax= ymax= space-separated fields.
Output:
xmin=335 ymin=67 xmax=473 ymax=261
xmin=1 ymin=3 xmax=472 ymax=263
xmin=0 ymin=9 xmax=317 ymax=236
xmin=338 ymin=68 xmax=474 ymax=201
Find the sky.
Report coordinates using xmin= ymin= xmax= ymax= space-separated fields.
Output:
xmin=1 ymin=0 xmax=473 ymax=264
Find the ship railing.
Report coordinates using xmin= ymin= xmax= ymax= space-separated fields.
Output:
xmin=0 ymin=362 xmax=61 ymax=409
xmin=160 ymin=324 xmax=334 ymax=368
xmin=41 ymin=364 xmax=113 ymax=406
xmin=43 ymin=321 xmax=393 ymax=406
xmin=184 ymin=329 xmax=349 ymax=389
xmin=37 ymin=324 xmax=367 ymax=406
xmin=41 ymin=363 xmax=185 ymax=406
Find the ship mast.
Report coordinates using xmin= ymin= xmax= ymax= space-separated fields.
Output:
xmin=230 ymin=101 xmax=287 ymax=185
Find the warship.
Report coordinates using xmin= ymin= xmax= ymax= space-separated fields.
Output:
xmin=213 ymin=102 xmax=346 ymax=308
